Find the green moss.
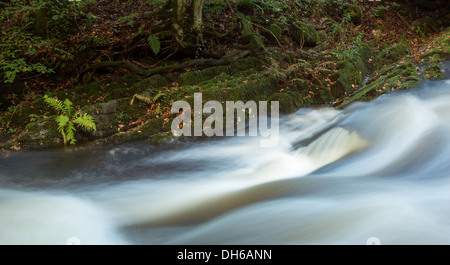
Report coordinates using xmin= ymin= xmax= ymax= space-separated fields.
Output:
xmin=178 ymin=66 xmax=229 ymax=86
xmin=264 ymin=23 xmax=282 ymax=44
xmin=227 ymin=76 xmax=277 ymax=101
xmin=338 ymin=60 xmax=421 ymax=108
xmin=17 ymin=117 xmax=62 ymax=148
xmin=68 ymin=74 xmax=143 ymax=104
xmin=291 ymin=21 xmax=319 ymax=47
xmin=378 ymin=43 xmax=411 ymax=65
xmin=130 ymin=74 xmax=170 ymax=94
xmin=341 ymin=3 xmax=363 ymax=25
xmin=330 ymin=62 xmax=359 ymax=98
xmin=229 ymin=57 xmax=266 ymax=74
xmin=140 ymin=117 xmax=169 ymax=135
xmin=115 ymin=97 xmax=149 ymax=124
xmin=420 ymin=29 xmax=450 ymax=60
xmin=239 ymin=33 xmax=265 ymax=51
xmin=268 ymin=92 xmax=303 ymax=113
xmin=423 ymin=55 xmax=444 ymax=80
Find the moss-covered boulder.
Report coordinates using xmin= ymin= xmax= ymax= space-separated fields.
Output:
xmin=177 ymin=66 xmax=229 ymax=86
xmin=229 ymin=57 xmax=266 ymax=73
xmin=130 ymin=74 xmax=170 ymax=94
xmin=330 ymin=44 xmax=373 ymax=98
xmin=268 ymin=92 xmax=303 ymax=113
xmin=262 ymin=23 xmax=282 ymax=44
xmin=291 ymin=21 xmax=319 ymax=47
xmin=341 ymin=3 xmax=363 ymax=25
xmin=423 ymin=55 xmax=444 ymax=80
xmin=17 ymin=118 xmax=62 ymax=148
xmin=337 ymin=61 xmax=421 ymax=109
xmin=330 ymin=61 xmax=360 ymax=98
xmin=378 ymin=43 xmax=411 ymax=65
xmin=239 ymin=33 xmax=265 ymax=51
xmin=70 ymin=74 xmax=143 ymax=104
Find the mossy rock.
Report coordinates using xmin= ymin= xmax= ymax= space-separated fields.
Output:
xmin=177 ymin=66 xmax=229 ymax=86
xmin=17 ymin=118 xmax=62 ymax=148
xmin=262 ymin=23 xmax=282 ymax=44
xmin=229 ymin=57 xmax=266 ymax=74
xmin=423 ymin=55 xmax=444 ymax=80
xmin=115 ymin=97 xmax=150 ymax=124
xmin=291 ymin=21 xmax=319 ymax=47
xmin=268 ymin=92 xmax=303 ymax=113
xmin=185 ymin=74 xmax=277 ymax=109
xmin=239 ymin=33 xmax=265 ymax=51
xmin=341 ymin=3 xmax=363 ymax=25
xmin=70 ymin=74 xmax=143 ymax=104
xmin=330 ymin=44 xmax=373 ymax=98
xmin=338 ymin=61 xmax=421 ymax=108
xmin=330 ymin=61 xmax=360 ymax=98
xmin=227 ymin=76 xmax=277 ymax=101
xmin=130 ymin=74 xmax=170 ymax=95
xmin=378 ymin=43 xmax=411 ymax=65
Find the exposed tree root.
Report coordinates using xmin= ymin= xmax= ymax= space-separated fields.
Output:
xmin=78 ymin=50 xmax=250 ymax=84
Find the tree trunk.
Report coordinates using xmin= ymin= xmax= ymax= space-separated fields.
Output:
xmin=192 ymin=0 xmax=203 ymax=35
xmin=170 ymin=0 xmax=204 ymax=50
xmin=171 ymin=0 xmax=187 ymax=48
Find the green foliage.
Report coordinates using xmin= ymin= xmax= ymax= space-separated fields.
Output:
xmin=118 ymin=13 xmax=140 ymax=26
xmin=327 ymin=14 xmax=352 ymax=44
xmin=415 ymin=26 xmax=426 ymax=38
xmin=262 ymin=0 xmax=291 ymax=13
xmin=148 ymin=35 xmax=161 ymax=55
xmin=147 ymin=0 xmax=168 ymax=7
xmin=43 ymin=95 xmax=96 ymax=145
xmin=204 ymin=0 xmax=227 ymax=14
xmin=371 ymin=5 xmax=389 ymax=18
xmin=330 ymin=33 xmax=364 ymax=61
xmin=0 ymin=29 xmax=56 ymax=83
xmin=0 ymin=0 xmax=81 ymax=83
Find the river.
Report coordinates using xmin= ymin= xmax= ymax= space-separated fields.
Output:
xmin=1 ymin=78 xmax=450 ymax=245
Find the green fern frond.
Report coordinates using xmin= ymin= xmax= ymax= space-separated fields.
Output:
xmin=66 ymin=122 xmax=77 ymax=145
xmin=44 ymin=95 xmax=64 ymax=113
xmin=55 ymin=115 xmax=69 ymax=133
xmin=63 ymin=99 xmax=74 ymax=117
xmin=74 ymin=112 xmax=97 ymax=132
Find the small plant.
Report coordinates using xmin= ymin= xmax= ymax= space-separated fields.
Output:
xmin=44 ymin=95 xmax=96 ymax=145
xmin=415 ymin=26 xmax=426 ymax=38
xmin=204 ymin=0 xmax=227 ymax=14
xmin=148 ymin=35 xmax=161 ymax=55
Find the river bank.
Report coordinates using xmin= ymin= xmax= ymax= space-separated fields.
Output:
xmin=0 ymin=1 xmax=449 ymax=151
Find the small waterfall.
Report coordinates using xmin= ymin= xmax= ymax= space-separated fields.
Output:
xmin=1 ymin=80 xmax=450 ymax=244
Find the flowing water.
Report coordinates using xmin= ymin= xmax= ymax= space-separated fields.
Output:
xmin=2 ymin=78 xmax=450 ymax=245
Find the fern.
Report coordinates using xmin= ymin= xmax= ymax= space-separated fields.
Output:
xmin=44 ymin=95 xmax=97 ymax=145
xmin=74 ymin=113 xmax=96 ymax=132
xmin=204 ymin=0 xmax=226 ymax=14
xmin=148 ymin=35 xmax=161 ymax=55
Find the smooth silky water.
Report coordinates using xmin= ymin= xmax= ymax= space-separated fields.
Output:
xmin=1 ymin=79 xmax=450 ymax=245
